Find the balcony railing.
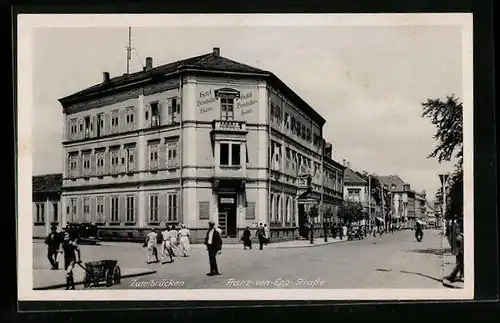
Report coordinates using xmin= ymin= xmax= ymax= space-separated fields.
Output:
xmin=212 ymin=120 xmax=247 ymax=132
xmin=214 ymin=165 xmax=246 ymax=179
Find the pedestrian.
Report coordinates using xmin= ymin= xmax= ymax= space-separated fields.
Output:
xmin=145 ymin=227 xmax=159 ymax=264
xmin=167 ymin=225 xmax=179 ymax=257
xmin=444 ymin=232 xmax=464 ymax=283
xmin=339 ymin=222 xmax=344 ymax=240
xmin=216 ymin=224 xmax=222 ymax=234
xmin=241 ymin=226 xmax=252 ymax=250
xmin=160 ymin=226 xmax=174 ymax=263
xmin=204 ymin=220 xmax=222 ymax=276
xmin=178 ymin=224 xmax=191 ymax=257
xmin=257 ymin=223 xmax=265 ymax=250
xmin=45 ymin=225 xmax=61 ymax=270
xmin=263 ymin=223 xmax=270 ymax=245
xmin=59 ymin=229 xmax=81 ymax=290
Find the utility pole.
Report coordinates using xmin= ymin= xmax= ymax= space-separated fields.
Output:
xmin=126 ymin=27 xmax=132 ymax=74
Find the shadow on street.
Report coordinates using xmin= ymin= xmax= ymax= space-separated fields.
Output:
xmin=405 ymin=247 xmax=451 ymax=256
xmin=400 ymin=270 xmax=442 ymax=282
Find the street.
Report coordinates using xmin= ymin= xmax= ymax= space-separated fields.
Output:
xmin=33 ymin=229 xmax=447 ymax=290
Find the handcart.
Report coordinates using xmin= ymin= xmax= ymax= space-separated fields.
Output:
xmin=78 ymin=260 xmax=121 ymax=288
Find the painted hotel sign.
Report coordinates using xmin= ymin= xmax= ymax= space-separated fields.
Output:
xmin=196 ymin=86 xmax=259 ymax=122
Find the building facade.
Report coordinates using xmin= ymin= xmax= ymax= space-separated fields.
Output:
xmin=58 ymin=48 xmax=344 ymax=242
xmin=32 ymin=174 xmax=63 ymax=238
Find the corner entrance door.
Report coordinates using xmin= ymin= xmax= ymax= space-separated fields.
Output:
xmin=298 ymin=204 xmax=307 ymax=238
xmin=218 ymin=194 xmax=237 ymax=238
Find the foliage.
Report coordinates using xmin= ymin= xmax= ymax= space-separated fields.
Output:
xmin=308 ymin=205 xmax=319 ymax=218
xmin=369 ymin=176 xmax=382 ymax=205
xmin=338 ymin=201 xmax=364 ymax=225
xmin=421 ymin=95 xmax=463 ymax=163
xmin=323 ymin=206 xmax=333 ymax=218
xmin=421 ymin=94 xmax=463 ymax=220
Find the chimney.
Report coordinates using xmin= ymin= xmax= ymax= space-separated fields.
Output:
xmin=145 ymin=57 xmax=153 ymax=71
xmin=347 ymin=161 xmax=351 ymax=168
xmin=342 ymin=159 xmax=346 ymax=166
xmin=213 ymin=47 xmax=220 ymax=56
xmin=103 ymin=72 xmax=110 ymax=82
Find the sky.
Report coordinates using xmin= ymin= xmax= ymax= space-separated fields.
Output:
xmin=30 ymin=23 xmax=463 ymax=198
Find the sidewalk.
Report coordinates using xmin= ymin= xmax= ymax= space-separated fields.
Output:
xmin=34 ymin=266 xmax=157 ymax=290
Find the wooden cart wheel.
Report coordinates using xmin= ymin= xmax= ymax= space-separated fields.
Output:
xmin=83 ymin=274 xmax=91 ymax=288
xmin=113 ymin=266 xmax=121 ymax=284
xmin=105 ymin=269 xmax=113 ymax=287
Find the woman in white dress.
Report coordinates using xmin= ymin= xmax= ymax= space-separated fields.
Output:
xmin=161 ymin=226 xmax=174 ymax=263
xmin=178 ymin=224 xmax=191 ymax=257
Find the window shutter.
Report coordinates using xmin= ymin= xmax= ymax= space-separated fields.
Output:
xmin=79 ymin=118 xmax=85 ymax=140
xmin=176 ymin=97 xmax=181 ymax=121
xmin=104 ymin=150 xmax=110 ymax=174
xmin=77 ymin=197 xmax=83 ymax=223
xmin=90 ymin=152 xmax=96 ymax=176
xmin=104 ymin=113 xmax=110 ymax=135
xmin=90 ymin=196 xmax=96 ymax=224
xmin=91 ymin=116 xmax=97 ymax=137
xmin=119 ymin=109 xmax=126 ymax=133
xmin=119 ymin=195 xmax=125 ymax=224
xmin=159 ymin=142 xmax=166 ymax=170
xmin=67 ymin=120 xmax=71 ymax=140
xmin=144 ymin=104 xmax=150 ymax=128
xmin=167 ymin=99 xmax=172 ymax=124
xmin=121 ymin=149 xmax=127 ymax=173
xmin=130 ymin=147 xmax=136 ymax=171
xmin=104 ymin=196 xmax=110 ymax=225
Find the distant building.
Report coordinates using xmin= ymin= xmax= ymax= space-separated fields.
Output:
xmin=343 ymin=166 xmax=373 ymax=219
xmin=32 ymin=174 xmax=63 ymax=238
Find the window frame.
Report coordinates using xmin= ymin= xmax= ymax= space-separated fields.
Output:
xmin=110 ymin=196 xmax=119 ymax=223
xmin=220 ymin=97 xmax=235 ymax=120
xmin=126 ymin=195 xmax=135 ymax=223
xmin=149 ymin=194 xmax=159 ymax=223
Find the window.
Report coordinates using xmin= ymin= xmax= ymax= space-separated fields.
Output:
xmin=126 ymin=196 xmax=135 ymax=223
xmin=96 ymin=151 xmax=105 ymax=175
xmin=166 ymin=141 xmax=178 ymax=168
xmin=68 ymin=153 xmax=78 ymax=177
xmin=285 ymin=113 xmax=290 ymax=129
xmin=168 ymin=98 xmax=178 ymax=124
xmin=220 ymin=143 xmax=229 ymax=165
xmin=110 ymin=196 xmax=119 ymax=223
xmin=231 ymin=144 xmax=241 ymax=166
xmin=96 ymin=197 xmax=105 ymax=224
xmin=52 ymin=203 xmax=58 ymax=223
xmin=220 ymin=97 xmax=234 ymax=120
xmin=97 ymin=114 xmax=104 ymax=137
xmin=35 ymin=203 xmax=45 ymax=223
xmin=111 ymin=110 xmax=119 ymax=133
xmin=301 ymin=125 xmax=306 ymax=139
xmin=150 ymin=102 xmax=159 ymax=127
xmin=110 ymin=149 xmax=120 ymax=174
xmin=84 ymin=116 xmax=91 ymax=138
xmin=83 ymin=197 xmax=90 ymax=222
xmin=297 ymin=122 xmax=302 ymax=136
xmin=291 ymin=117 xmax=296 ymax=131
xmin=347 ymin=189 xmax=361 ymax=202
xmin=148 ymin=143 xmax=159 ymax=171
xmin=125 ymin=146 xmax=136 ymax=172
xmin=167 ymin=193 xmax=178 ymax=222
xmin=70 ymin=118 xmax=78 ymax=136
xmin=126 ymin=107 xmax=135 ymax=130
xmin=82 ymin=152 xmax=91 ymax=176
xmin=306 ymin=128 xmax=311 ymax=141
xmin=149 ymin=194 xmax=159 ymax=223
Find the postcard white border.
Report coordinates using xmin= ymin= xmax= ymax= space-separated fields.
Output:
xmin=17 ymin=13 xmax=474 ymax=301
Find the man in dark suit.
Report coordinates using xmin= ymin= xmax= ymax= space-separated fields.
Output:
xmin=204 ymin=220 xmax=222 ymax=276
xmin=45 ymin=225 xmax=61 ymax=270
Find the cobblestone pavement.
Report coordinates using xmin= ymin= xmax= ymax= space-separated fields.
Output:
xmin=33 ymin=229 xmax=447 ymax=290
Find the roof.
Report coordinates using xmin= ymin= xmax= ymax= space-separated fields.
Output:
xmin=377 ymin=175 xmax=407 ymax=191
xmin=343 ymin=168 xmax=367 ymax=185
xmin=58 ymin=50 xmax=326 ymax=125
xmin=32 ymin=173 xmax=63 ymax=193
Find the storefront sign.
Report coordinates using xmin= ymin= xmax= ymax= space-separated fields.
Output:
xmin=220 ymin=197 xmax=235 ymax=204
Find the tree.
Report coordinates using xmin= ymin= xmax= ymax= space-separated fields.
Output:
xmin=308 ymin=205 xmax=319 ymax=219
xmin=338 ymin=201 xmax=364 ymax=226
xmin=421 ymin=95 xmax=463 ymax=221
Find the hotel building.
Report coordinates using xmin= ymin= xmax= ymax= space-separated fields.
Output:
xmin=58 ymin=48 xmax=345 ymax=242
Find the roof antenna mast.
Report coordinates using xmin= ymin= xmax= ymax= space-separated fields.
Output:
xmin=126 ymin=27 xmax=132 ymax=74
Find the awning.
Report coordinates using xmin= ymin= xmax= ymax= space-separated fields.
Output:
xmin=376 ymin=217 xmax=385 ymax=223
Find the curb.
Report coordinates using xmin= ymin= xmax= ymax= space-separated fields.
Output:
xmin=33 ymin=269 xmax=157 ymax=290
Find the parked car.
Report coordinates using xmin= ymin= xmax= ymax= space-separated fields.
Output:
xmin=64 ymin=222 xmax=99 ymax=244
